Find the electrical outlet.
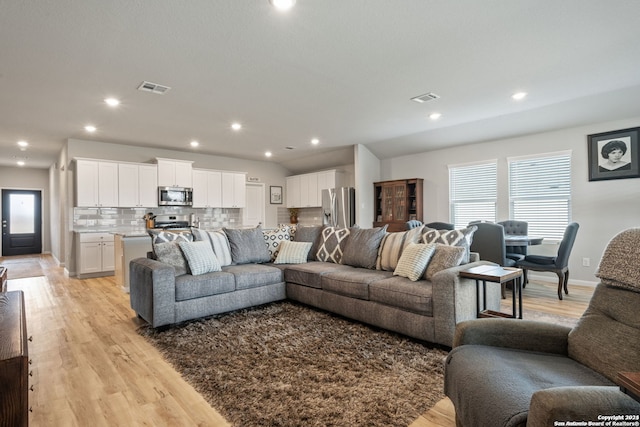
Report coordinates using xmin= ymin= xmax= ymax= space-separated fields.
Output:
xmin=582 ymin=257 xmax=590 ymax=267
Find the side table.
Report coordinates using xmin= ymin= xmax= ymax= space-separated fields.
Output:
xmin=618 ymin=372 xmax=640 ymax=403
xmin=460 ymin=265 xmax=523 ymax=319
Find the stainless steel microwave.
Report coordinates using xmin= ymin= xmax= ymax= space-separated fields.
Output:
xmin=158 ymin=186 xmax=193 ymax=206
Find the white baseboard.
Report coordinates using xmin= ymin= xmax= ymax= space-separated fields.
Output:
xmin=528 ymin=273 xmax=598 ymax=288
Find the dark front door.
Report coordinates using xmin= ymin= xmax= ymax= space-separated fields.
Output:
xmin=1 ymin=189 xmax=42 ymax=256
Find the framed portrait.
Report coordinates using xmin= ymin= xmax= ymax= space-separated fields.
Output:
xmin=270 ymin=186 xmax=283 ymax=204
xmin=588 ymin=127 xmax=640 ymax=181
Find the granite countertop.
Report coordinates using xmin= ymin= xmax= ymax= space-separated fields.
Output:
xmin=74 ymin=228 xmax=150 ymax=237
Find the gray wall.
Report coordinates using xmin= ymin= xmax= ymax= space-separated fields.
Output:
xmin=0 ymin=166 xmax=51 ymax=255
xmin=378 ymin=116 xmax=640 ymax=284
xmin=354 ymin=144 xmax=381 ymax=227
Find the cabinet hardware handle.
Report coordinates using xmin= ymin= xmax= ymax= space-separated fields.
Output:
xmin=30 ymin=385 xmax=34 ymax=391
xmin=28 ymin=336 xmax=33 ymax=342
xmin=29 ymin=371 xmax=33 ymax=376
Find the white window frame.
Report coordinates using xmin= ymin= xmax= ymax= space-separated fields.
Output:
xmin=448 ymin=160 xmax=497 ymax=229
xmin=507 ymin=150 xmax=572 ymax=241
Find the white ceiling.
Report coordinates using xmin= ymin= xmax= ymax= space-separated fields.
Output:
xmin=2 ymin=0 xmax=640 ymax=172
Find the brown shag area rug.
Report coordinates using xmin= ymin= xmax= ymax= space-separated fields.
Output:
xmin=139 ymin=301 xmax=448 ymax=427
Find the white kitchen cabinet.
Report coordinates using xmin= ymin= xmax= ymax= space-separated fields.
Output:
xmin=192 ymin=169 xmax=222 ymax=208
xmin=286 ymin=176 xmax=301 ymax=208
xmin=221 ymin=172 xmax=246 ymax=208
xmin=300 ymin=173 xmax=319 ymax=207
xmin=286 ymin=170 xmax=342 ymax=208
xmin=156 ymin=158 xmax=193 ymax=187
xmin=76 ymin=159 xmax=119 ymax=207
xmin=118 ymin=163 xmax=158 ymax=208
xmin=76 ymin=232 xmax=115 ymax=278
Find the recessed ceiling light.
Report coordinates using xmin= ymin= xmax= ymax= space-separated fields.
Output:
xmin=85 ymin=125 xmax=97 ymax=133
xmin=104 ymin=97 xmax=120 ymax=107
xmin=512 ymin=92 xmax=527 ymax=100
xmin=231 ymin=122 xmax=242 ymax=131
xmin=265 ymin=151 xmax=272 ymax=157
xmin=17 ymin=140 xmax=28 ymax=147
xmin=311 ymin=138 xmax=320 ymax=145
xmin=16 ymin=161 xmax=25 ymax=166
xmin=190 ymin=140 xmax=199 ymax=147
xmin=269 ymin=0 xmax=296 ymax=11
xmin=429 ymin=113 xmax=442 ymax=120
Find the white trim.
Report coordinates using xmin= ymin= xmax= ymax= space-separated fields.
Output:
xmin=528 ymin=272 xmax=598 ymax=288
xmin=447 ymin=158 xmax=498 ymax=170
xmin=507 ymin=149 xmax=572 ymax=163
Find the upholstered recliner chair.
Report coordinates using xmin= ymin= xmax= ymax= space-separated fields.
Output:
xmin=445 ymin=228 xmax=640 ymax=427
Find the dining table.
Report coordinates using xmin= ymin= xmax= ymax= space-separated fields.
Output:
xmin=504 ymin=235 xmax=543 ymax=256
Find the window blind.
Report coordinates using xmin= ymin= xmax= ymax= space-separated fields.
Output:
xmin=449 ymin=161 xmax=497 ymax=229
xmin=508 ymin=152 xmax=571 ymax=240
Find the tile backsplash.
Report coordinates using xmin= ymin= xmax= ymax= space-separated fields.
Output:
xmin=73 ymin=207 xmax=243 ymax=230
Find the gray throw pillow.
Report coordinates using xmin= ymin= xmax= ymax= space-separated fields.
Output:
xmin=342 ymin=225 xmax=388 ymax=269
xmin=154 ymin=241 xmax=188 ymax=276
xmin=223 ymin=226 xmax=271 ymax=264
xmin=293 ymin=225 xmax=324 ymax=261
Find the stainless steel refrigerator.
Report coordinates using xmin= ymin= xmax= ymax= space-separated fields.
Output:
xmin=322 ymin=187 xmax=356 ymax=228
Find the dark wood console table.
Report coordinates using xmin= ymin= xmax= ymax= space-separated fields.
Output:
xmin=0 ymin=290 xmax=29 ymax=426
xmin=460 ymin=265 xmax=524 ymax=319
xmin=618 ymin=371 xmax=640 ymax=403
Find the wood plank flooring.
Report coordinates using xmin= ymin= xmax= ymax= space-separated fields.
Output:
xmin=3 ymin=255 xmax=593 ymax=427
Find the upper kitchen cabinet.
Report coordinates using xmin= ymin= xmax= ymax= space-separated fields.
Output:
xmin=156 ymin=158 xmax=193 ymax=188
xmin=221 ymin=172 xmax=246 ymax=208
xmin=76 ymin=159 xmax=118 ymax=207
xmin=118 ymin=163 xmax=158 ymax=208
xmin=286 ymin=169 xmax=343 ymax=208
xmin=192 ymin=169 xmax=222 ymax=208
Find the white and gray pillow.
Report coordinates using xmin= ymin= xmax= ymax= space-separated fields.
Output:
xmin=421 ymin=226 xmax=476 ymax=264
xmin=263 ymin=225 xmax=293 ymax=261
xmin=179 ymin=241 xmax=221 ymax=275
xmin=274 ymin=241 xmax=313 ymax=264
xmin=316 ymin=227 xmax=351 ymax=264
xmin=393 ymin=243 xmax=437 ymax=281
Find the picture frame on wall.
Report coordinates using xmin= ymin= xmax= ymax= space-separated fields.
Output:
xmin=588 ymin=127 xmax=640 ymax=181
xmin=270 ymin=186 xmax=283 ymax=204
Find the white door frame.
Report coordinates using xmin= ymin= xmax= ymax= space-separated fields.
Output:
xmin=244 ymin=182 xmax=266 ymax=227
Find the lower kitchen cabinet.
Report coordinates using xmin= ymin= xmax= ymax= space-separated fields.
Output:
xmin=75 ymin=232 xmax=115 ymax=278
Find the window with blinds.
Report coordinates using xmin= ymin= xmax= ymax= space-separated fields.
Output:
xmin=508 ymin=151 xmax=572 ymax=240
xmin=449 ymin=161 xmax=497 ymax=229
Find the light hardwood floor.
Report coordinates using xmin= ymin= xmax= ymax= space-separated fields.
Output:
xmin=4 ymin=254 xmax=593 ymax=427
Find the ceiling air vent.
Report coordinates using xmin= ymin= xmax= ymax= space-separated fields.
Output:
xmin=411 ymin=92 xmax=440 ymax=103
xmin=137 ymin=81 xmax=171 ymax=94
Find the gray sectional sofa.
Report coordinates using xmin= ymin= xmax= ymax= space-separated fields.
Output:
xmin=129 ymin=224 xmax=501 ymax=347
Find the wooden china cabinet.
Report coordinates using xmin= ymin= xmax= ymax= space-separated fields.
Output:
xmin=373 ymin=178 xmax=423 ymax=232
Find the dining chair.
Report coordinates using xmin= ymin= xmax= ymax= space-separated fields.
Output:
xmin=516 ymin=222 xmax=579 ymax=300
xmin=469 ymin=222 xmax=517 ymax=298
xmin=404 ymin=219 xmax=423 ymax=230
xmin=498 ymin=220 xmax=528 ymax=260
xmin=424 ymin=221 xmax=454 ymax=230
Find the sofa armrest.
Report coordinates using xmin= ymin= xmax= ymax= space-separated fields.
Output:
xmin=431 ymin=260 xmax=502 ymax=347
xmin=129 ymin=257 xmax=177 ymax=328
xmin=528 ymin=386 xmax=640 ymax=427
xmin=453 ymin=318 xmax=572 ymax=354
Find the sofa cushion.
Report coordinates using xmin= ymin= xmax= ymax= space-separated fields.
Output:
xmin=376 ymin=227 xmax=424 ymax=271
xmin=293 ymin=225 xmax=324 ymax=261
xmin=425 ymin=244 xmax=466 ymax=280
xmin=421 ymin=226 xmax=476 ymax=264
xmin=369 ymin=276 xmax=434 ymax=316
xmin=321 ymin=268 xmax=393 ymax=300
xmin=178 ymin=241 xmax=221 ymax=275
xmin=262 ymin=225 xmax=293 ymax=261
xmin=316 ymin=226 xmax=351 ymax=264
xmin=174 ymin=271 xmax=235 ymax=301
xmin=284 ymin=262 xmax=353 ymax=289
xmin=192 ymin=228 xmax=233 ymax=266
xmin=342 ymin=225 xmax=387 ymax=269
xmin=274 ymin=241 xmax=313 ymax=264
xmin=222 ymin=264 xmax=283 ymax=290
xmin=153 ymin=241 xmax=188 ymax=276
xmin=224 ymin=226 xmax=271 ymax=265
xmin=393 ymin=243 xmax=437 ymax=281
